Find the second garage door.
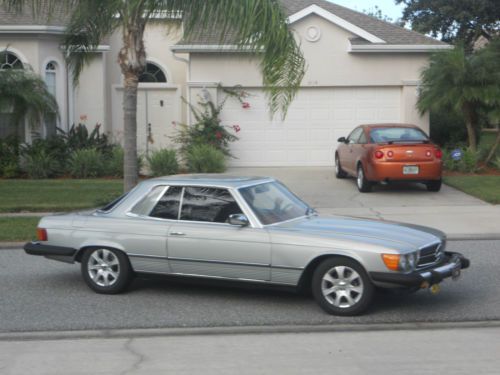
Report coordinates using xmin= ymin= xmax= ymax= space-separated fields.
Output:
xmin=220 ymin=87 xmax=402 ymax=167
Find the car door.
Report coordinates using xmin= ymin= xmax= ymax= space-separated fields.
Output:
xmin=344 ymin=127 xmax=364 ymax=173
xmin=167 ymin=186 xmax=272 ymax=281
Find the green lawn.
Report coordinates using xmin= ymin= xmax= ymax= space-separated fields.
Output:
xmin=0 ymin=217 xmax=40 ymax=242
xmin=0 ymin=179 xmax=123 ymax=213
xmin=444 ymin=175 xmax=500 ymax=204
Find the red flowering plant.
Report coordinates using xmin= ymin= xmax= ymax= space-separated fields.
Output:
xmin=172 ymin=85 xmax=248 ymax=159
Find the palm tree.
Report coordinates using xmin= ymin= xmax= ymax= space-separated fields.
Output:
xmin=0 ymin=68 xmax=58 ymax=135
xmin=418 ymin=43 xmax=500 ymax=152
xmin=3 ymin=0 xmax=305 ymax=191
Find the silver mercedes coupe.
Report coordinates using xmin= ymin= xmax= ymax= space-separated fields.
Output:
xmin=24 ymin=175 xmax=469 ymax=316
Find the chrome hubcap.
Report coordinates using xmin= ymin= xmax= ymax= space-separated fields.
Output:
xmin=357 ymin=168 xmax=363 ymax=189
xmin=321 ymin=266 xmax=364 ymax=308
xmin=87 ymin=249 xmax=120 ymax=287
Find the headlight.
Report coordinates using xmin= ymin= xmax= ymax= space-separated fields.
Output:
xmin=382 ymin=251 xmax=419 ymax=272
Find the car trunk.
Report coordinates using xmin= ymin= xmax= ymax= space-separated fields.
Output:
xmin=377 ymin=143 xmax=436 ymax=162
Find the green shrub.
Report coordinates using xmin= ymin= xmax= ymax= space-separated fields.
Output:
xmin=186 ymin=144 xmax=226 ymax=173
xmin=22 ymin=149 xmax=60 ymax=179
xmin=146 ymin=148 xmax=179 ymax=177
xmin=0 ymin=136 xmax=21 ymax=178
xmin=460 ymin=149 xmax=479 ymax=173
xmin=104 ymin=146 xmax=124 ymax=177
xmin=58 ymin=123 xmax=113 ymax=156
xmin=68 ymin=148 xmax=104 ymax=178
xmin=493 ymin=157 xmax=500 ymax=170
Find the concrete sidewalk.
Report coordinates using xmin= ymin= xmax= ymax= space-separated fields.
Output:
xmin=1 ymin=324 xmax=499 ymax=374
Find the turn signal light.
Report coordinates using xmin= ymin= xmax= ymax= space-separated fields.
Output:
xmin=425 ymin=150 xmax=432 ymax=157
xmin=374 ymin=150 xmax=384 ymax=159
xmin=387 ymin=150 xmax=394 ymax=158
xmin=435 ymin=149 xmax=443 ymax=159
xmin=382 ymin=254 xmax=400 ymax=271
xmin=37 ymin=228 xmax=48 ymax=241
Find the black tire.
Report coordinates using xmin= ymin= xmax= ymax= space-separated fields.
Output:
xmin=312 ymin=257 xmax=374 ymax=316
xmin=426 ymin=179 xmax=442 ymax=192
xmin=81 ymin=247 xmax=133 ymax=294
xmin=356 ymin=164 xmax=372 ymax=193
xmin=335 ymin=154 xmax=347 ymax=178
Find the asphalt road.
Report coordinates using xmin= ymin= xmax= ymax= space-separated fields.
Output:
xmin=1 ymin=240 xmax=498 ymax=333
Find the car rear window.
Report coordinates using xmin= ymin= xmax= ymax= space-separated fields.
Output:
xmin=370 ymin=127 xmax=429 ymax=143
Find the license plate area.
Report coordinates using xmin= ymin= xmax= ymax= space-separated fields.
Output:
xmin=403 ymin=165 xmax=419 ymax=175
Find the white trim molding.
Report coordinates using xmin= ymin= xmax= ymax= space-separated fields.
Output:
xmin=0 ymin=25 xmax=65 ymax=34
xmin=349 ymin=44 xmax=453 ymax=53
xmin=170 ymin=45 xmax=257 ymax=53
xmin=288 ymin=4 xmax=385 ymax=44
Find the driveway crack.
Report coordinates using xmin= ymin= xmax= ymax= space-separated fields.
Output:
xmin=369 ymin=207 xmax=384 ymax=221
xmin=120 ymin=338 xmax=146 ymax=375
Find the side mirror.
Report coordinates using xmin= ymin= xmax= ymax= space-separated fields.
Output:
xmin=337 ymin=137 xmax=347 ymax=143
xmin=228 ymin=214 xmax=249 ymax=227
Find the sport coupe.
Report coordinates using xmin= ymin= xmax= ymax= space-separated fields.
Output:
xmin=24 ymin=175 xmax=469 ymax=316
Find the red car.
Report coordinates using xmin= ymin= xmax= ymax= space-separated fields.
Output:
xmin=335 ymin=124 xmax=443 ymax=192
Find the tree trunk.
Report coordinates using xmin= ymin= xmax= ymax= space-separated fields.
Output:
xmin=463 ymin=103 xmax=477 ymax=152
xmin=118 ymin=20 xmax=147 ymax=192
xmin=485 ymin=128 xmax=500 ymax=165
xmin=123 ymin=72 xmax=139 ymax=192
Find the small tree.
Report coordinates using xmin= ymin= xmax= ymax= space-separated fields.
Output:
xmin=0 ymin=69 xmax=58 ymax=132
xmin=418 ymin=43 xmax=500 ymax=152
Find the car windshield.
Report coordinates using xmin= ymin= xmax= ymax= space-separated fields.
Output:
xmin=239 ymin=181 xmax=311 ymax=225
xmin=370 ymin=127 xmax=429 ymax=143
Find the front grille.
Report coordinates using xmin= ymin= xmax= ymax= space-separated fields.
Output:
xmin=417 ymin=241 xmax=444 ymax=268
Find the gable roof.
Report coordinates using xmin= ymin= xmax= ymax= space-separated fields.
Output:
xmin=174 ymin=0 xmax=449 ymax=52
xmin=0 ymin=0 xmax=68 ymax=28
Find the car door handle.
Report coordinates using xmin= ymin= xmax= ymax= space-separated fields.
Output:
xmin=169 ymin=232 xmax=186 ymax=236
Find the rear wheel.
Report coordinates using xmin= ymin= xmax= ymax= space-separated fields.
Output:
xmin=81 ymin=248 xmax=133 ymax=294
xmin=426 ymin=179 xmax=442 ymax=192
xmin=312 ymin=257 xmax=374 ymax=316
xmin=356 ymin=164 xmax=372 ymax=192
xmin=335 ymin=154 xmax=347 ymax=178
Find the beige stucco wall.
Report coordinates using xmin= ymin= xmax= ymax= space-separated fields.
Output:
xmin=189 ymin=14 xmax=431 ymax=131
xmin=106 ymin=19 xmax=188 ymax=143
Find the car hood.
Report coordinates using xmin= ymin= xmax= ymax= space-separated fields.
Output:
xmin=271 ymin=215 xmax=444 ymax=252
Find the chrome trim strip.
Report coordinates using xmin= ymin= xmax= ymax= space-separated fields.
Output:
xmin=272 ymin=265 xmax=304 ymax=271
xmin=128 ymin=253 xmax=168 ymax=260
xmin=168 ymin=256 xmax=270 ymax=268
xmin=177 ymin=187 xmax=185 ymax=220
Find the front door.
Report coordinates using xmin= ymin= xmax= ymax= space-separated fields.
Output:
xmin=167 ymin=186 xmax=272 ymax=281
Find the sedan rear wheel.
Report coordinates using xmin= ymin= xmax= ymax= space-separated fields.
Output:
xmin=356 ymin=165 xmax=372 ymax=193
xmin=312 ymin=257 xmax=374 ymax=316
xmin=426 ymin=179 xmax=442 ymax=192
xmin=81 ymin=248 xmax=133 ymax=294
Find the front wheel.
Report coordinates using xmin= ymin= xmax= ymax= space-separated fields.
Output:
xmin=312 ymin=257 xmax=374 ymax=316
xmin=81 ymin=248 xmax=133 ymax=294
xmin=356 ymin=165 xmax=372 ymax=192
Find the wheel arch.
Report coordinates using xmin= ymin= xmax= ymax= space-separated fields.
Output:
xmin=74 ymin=243 xmax=127 ymax=263
xmin=297 ymin=253 xmax=367 ymax=292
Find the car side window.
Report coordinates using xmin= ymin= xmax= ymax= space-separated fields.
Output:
xmin=149 ymin=186 xmax=183 ymax=220
xmin=358 ymin=130 xmax=367 ymax=144
xmin=347 ymin=128 xmax=363 ymax=144
xmin=130 ymin=185 xmax=166 ymax=216
xmin=180 ymin=187 xmax=243 ymax=223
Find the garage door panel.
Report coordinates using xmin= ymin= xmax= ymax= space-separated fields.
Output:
xmin=221 ymin=87 xmax=401 ymax=167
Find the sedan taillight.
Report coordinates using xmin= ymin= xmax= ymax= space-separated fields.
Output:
xmin=374 ymin=150 xmax=384 ymax=159
xmin=435 ymin=149 xmax=443 ymax=159
xmin=37 ymin=228 xmax=48 ymax=241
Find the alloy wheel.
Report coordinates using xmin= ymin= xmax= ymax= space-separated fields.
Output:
xmin=321 ymin=266 xmax=364 ymax=308
xmin=87 ymin=249 xmax=120 ymax=287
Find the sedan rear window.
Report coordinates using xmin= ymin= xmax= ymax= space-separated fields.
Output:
xmin=370 ymin=127 xmax=429 ymax=143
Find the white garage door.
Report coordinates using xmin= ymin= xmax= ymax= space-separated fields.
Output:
xmin=220 ymin=87 xmax=402 ymax=167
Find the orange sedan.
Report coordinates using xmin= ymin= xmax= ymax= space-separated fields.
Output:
xmin=335 ymin=124 xmax=443 ymax=192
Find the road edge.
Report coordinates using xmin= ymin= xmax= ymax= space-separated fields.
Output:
xmin=1 ymin=320 xmax=500 ymax=342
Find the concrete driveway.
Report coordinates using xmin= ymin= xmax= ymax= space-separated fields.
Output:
xmin=228 ymin=167 xmax=500 ymax=239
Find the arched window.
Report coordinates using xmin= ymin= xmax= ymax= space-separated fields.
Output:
xmin=139 ymin=62 xmax=167 ymax=83
xmin=0 ymin=51 xmax=24 ymax=70
xmin=44 ymin=61 xmax=58 ymax=137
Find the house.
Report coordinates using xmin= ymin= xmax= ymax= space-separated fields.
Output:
xmin=0 ymin=0 xmax=451 ymax=166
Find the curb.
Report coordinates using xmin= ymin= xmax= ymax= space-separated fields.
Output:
xmin=0 ymin=242 xmax=24 ymax=249
xmin=1 ymin=320 xmax=500 ymax=342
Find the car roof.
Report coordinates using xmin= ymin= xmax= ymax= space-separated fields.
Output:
xmin=360 ymin=123 xmax=419 ymax=129
xmin=147 ymin=174 xmax=274 ymax=188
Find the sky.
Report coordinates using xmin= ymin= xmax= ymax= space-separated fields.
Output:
xmin=328 ymin=0 xmax=405 ymax=21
